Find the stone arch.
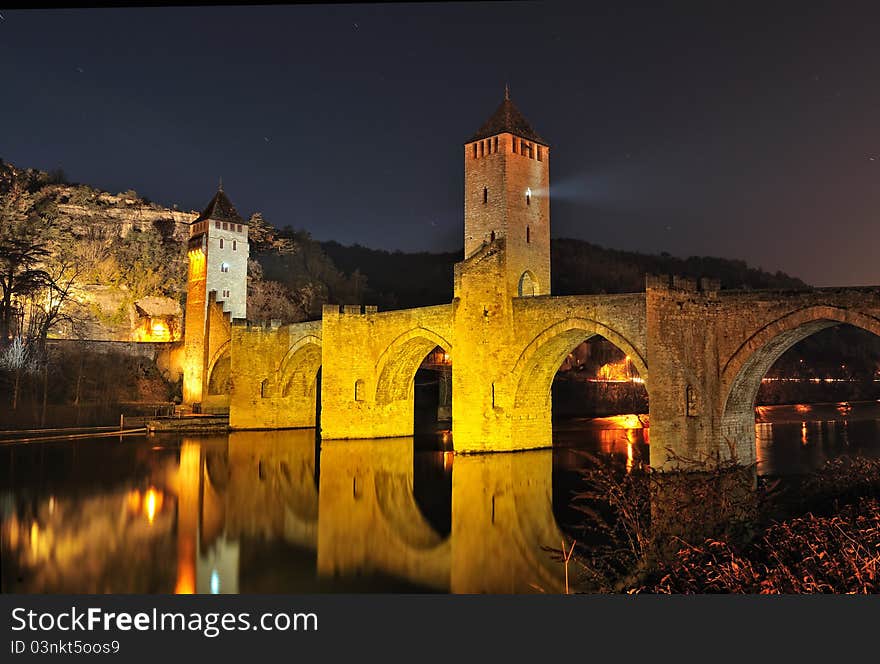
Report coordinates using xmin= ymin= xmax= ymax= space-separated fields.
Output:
xmin=720 ymin=305 xmax=880 ymax=463
xmin=512 ymin=318 xmax=649 ymax=411
xmin=374 ymin=328 xmax=453 ymax=406
xmin=206 ymin=344 xmax=231 ymax=395
xmin=518 ymin=270 xmax=538 ymax=297
xmin=278 ymin=335 xmax=322 ymax=399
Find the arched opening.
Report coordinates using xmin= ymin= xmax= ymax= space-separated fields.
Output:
xmin=414 ymin=346 xmax=452 ymax=439
xmin=518 ymin=271 xmax=537 ymax=297
xmin=207 ymin=352 xmax=230 ymax=395
xmin=278 ymin=338 xmax=322 ymax=431
xmin=374 ymin=330 xmax=453 ymax=447
xmin=721 ymin=313 xmax=880 ymax=476
xmin=511 ymin=320 xmax=649 ymax=533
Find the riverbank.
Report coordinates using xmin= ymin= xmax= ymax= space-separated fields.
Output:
xmin=569 ymin=456 xmax=880 ymax=594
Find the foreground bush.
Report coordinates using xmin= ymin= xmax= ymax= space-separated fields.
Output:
xmin=566 ymin=455 xmax=880 ymax=593
xmin=645 ymin=497 xmax=880 ymax=594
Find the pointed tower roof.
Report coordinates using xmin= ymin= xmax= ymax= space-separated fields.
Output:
xmin=193 ymin=184 xmax=244 ymax=224
xmin=469 ymin=88 xmax=548 ymax=145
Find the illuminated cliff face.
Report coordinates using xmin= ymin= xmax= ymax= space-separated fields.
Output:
xmin=133 ymin=318 xmax=180 ymax=342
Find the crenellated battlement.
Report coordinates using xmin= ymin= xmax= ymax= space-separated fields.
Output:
xmin=646 ymin=273 xmax=721 ymax=294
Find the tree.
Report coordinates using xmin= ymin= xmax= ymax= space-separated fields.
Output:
xmin=0 ymin=179 xmax=56 ymax=343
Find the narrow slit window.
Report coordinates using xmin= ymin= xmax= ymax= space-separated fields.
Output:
xmin=537 ymin=146 xmax=543 ymax=161
xmin=483 ymin=187 xmax=488 ymax=204
xmin=233 ymin=240 xmax=237 ymax=251
xmin=219 ymin=238 xmax=224 ymax=249
xmin=473 ymin=143 xmax=477 ymax=159
xmin=512 ymin=138 xmax=517 ymax=154
xmin=526 ymin=226 xmax=530 ymax=243
xmin=480 ymin=141 xmax=484 ymax=157
xmin=494 ymin=136 xmax=498 ymax=152
xmin=526 ymin=188 xmax=531 ymax=205
xmin=490 ymin=230 xmax=496 ymax=242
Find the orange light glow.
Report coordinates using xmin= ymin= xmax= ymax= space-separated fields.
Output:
xmin=597 ymin=361 xmax=630 ymax=381
xmin=126 ymin=487 xmax=164 ymax=524
xmin=144 ymin=488 xmax=162 ymax=524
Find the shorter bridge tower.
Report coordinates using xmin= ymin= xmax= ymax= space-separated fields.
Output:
xmin=183 ymin=184 xmax=249 ymax=406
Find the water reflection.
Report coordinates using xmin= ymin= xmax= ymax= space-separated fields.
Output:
xmin=756 ymin=403 xmax=880 ymax=476
xmin=5 ymin=403 xmax=880 ymax=593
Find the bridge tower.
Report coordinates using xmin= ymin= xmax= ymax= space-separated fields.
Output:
xmin=453 ymin=89 xmax=551 ymax=451
xmin=183 ymin=184 xmax=249 ymax=406
xmin=463 ymin=85 xmax=550 ymax=297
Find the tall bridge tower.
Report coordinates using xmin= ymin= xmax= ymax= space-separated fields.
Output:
xmin=463 ymin=86 xmax=550 ymax=297
xmin=453 ymin=89 xmax=552 ymax=446
xmin=183 ymin=185 xmax=249 ymax=406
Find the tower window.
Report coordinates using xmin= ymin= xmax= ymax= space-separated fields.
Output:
xmin=219 ymin=238 xmax=224 ymax=249
xmin=537 ymin=146 xmax=543 ymax=161
xmin=355 ymin=379 xmax=365 ymax=402
xmin=527 ymin=226 xmax=530 ymax=243
xmin=480 ymin=141 xmax=484 ymax=157
xmin=512 ymin=138 xmax=517 ymax=154
xmin=237 ymin=224 xmax=242 ymax=233
xmin=526 ymin=188 xmax=531 ymax=205
xmin=473 ymin=143 xmax=477 ymax=159
xmin=222 ymin=222 xmax=228 ymax=230
xmin=494 ymin=136 xmax=498 ymax=153
xmin=215 ymin=221 xmax=220 ymax=229
xmin=483 ymin=187 xmax=488 ymax=204
xmin=233 ymin=240 xmax=237 ymax=251
xmin=221 ymin=263 xmax=229 ymax=273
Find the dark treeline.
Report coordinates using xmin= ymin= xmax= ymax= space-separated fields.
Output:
xmin=322 ymin=237 xmax=808 ymax=311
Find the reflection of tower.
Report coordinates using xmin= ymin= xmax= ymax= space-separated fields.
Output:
xmin=183 ymin=185 xmax=249 ymax=405
xmin=463 ymin=86 xmax=550 ymax=297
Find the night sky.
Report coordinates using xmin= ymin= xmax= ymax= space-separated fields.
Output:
xmin=2 ymin=3 xmax=880 ymax=287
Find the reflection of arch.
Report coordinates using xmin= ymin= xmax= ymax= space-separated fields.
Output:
xmin=720 ymin=306 xmax=880 ymax=460
xmin=225 ymin=431 xmax=319 ymax=548
xmin=375 ymin=328 xmax=453 ymax=406
xmin=278 ymin=335 xmax=322 ymax=398
xmin=512 ymin=318 xmax=649 ymax=409
xmin=207 ymin=346 xmax=231 ymax=395
xmin=518 ymin=270 xmax=537 ymax=297
xmin=374 ymin=472 xmax=445 ymax=549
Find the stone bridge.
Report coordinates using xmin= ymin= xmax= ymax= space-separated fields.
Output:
xmin=186 ymin=92 xmax=880 ymax=472
xmin=219 ymin=269 xmax=880 ymax=470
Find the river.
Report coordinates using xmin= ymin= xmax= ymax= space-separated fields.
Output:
xmin=3 ymin=401 xmax=880 ymax=593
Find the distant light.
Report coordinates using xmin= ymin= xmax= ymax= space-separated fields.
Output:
xmin=210 ymin=570 xmax=220 ymax=594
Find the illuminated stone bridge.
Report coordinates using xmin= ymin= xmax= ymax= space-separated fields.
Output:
xmin=184 ymin=91 xmax=880 ymax=470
